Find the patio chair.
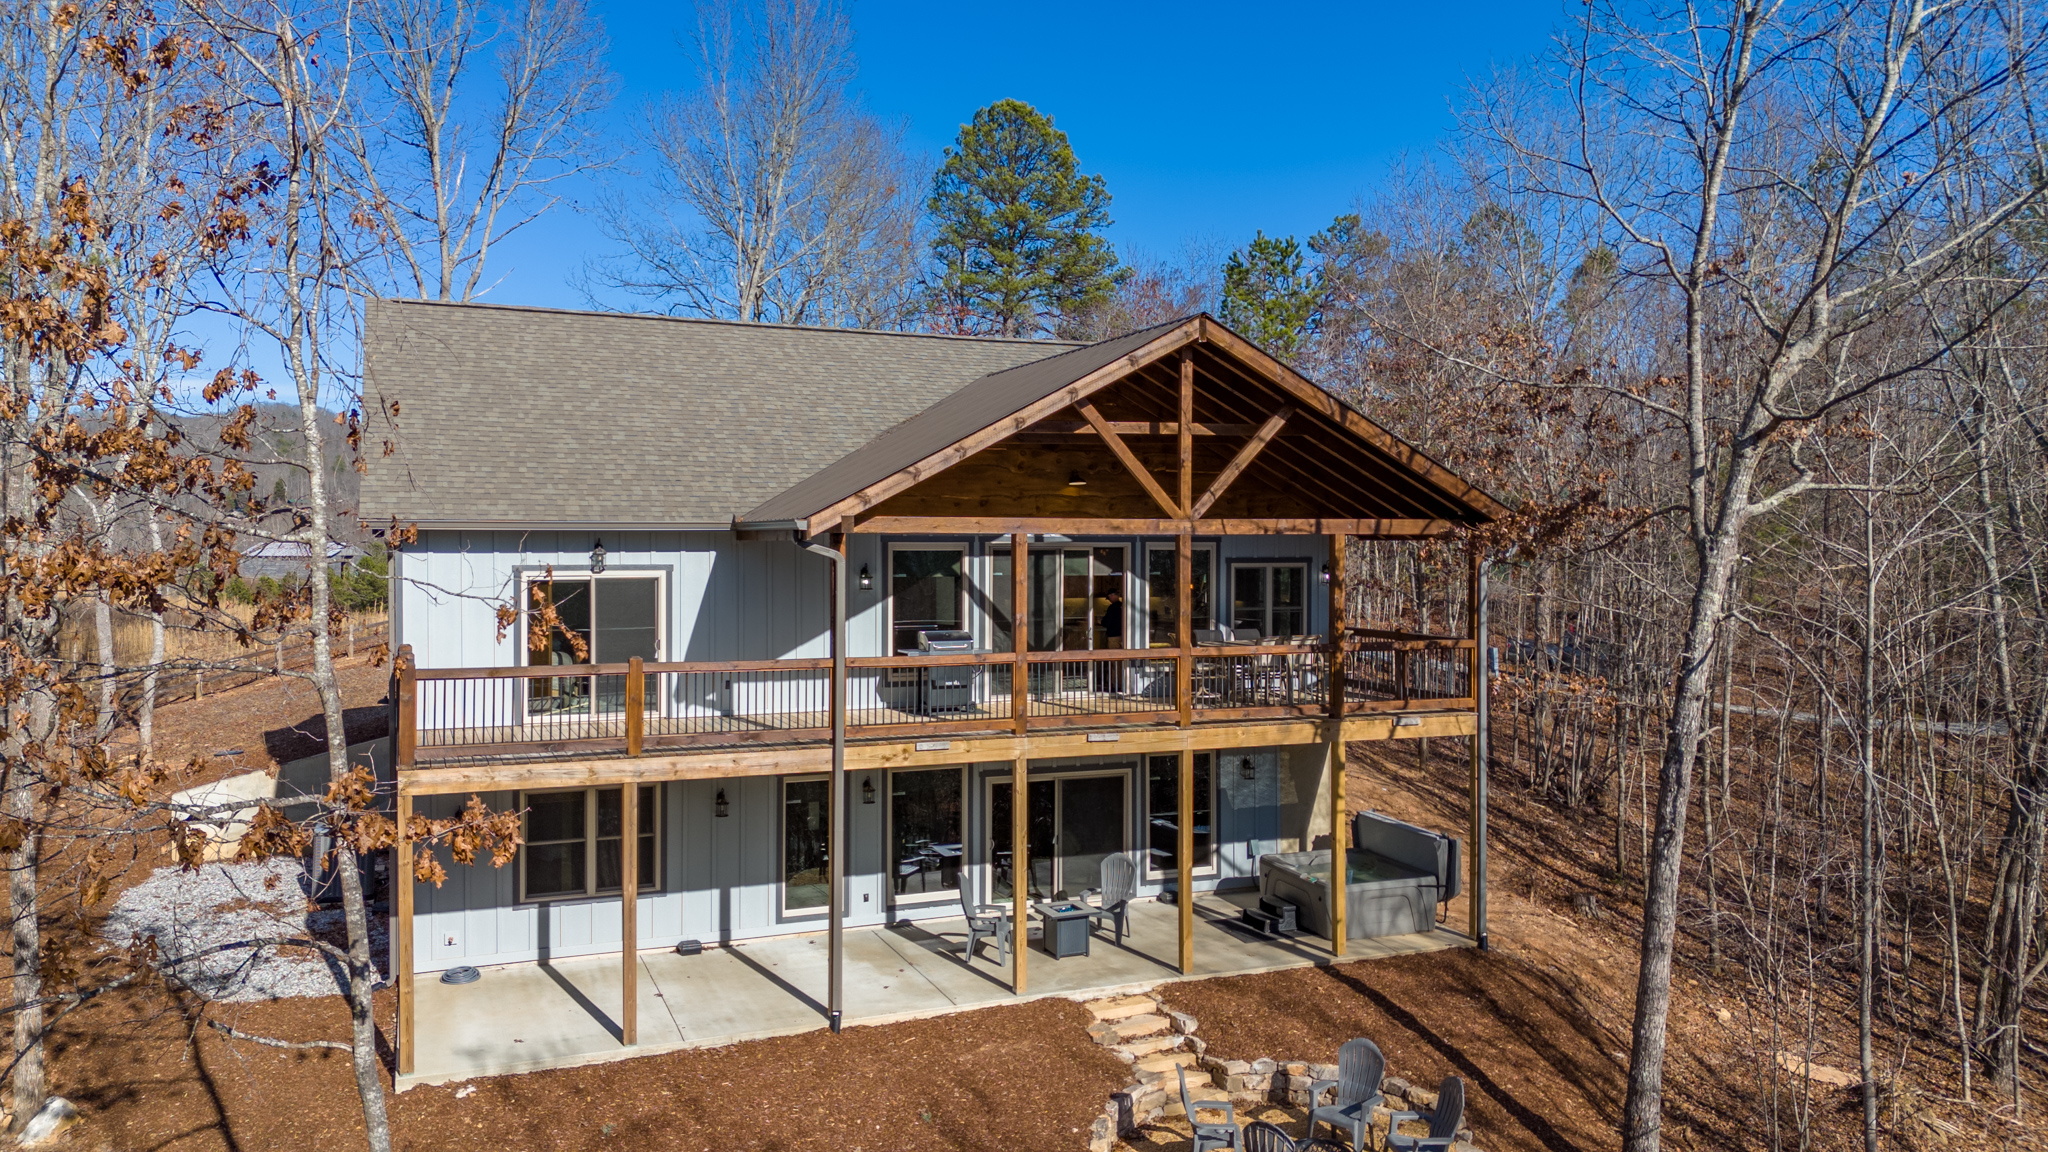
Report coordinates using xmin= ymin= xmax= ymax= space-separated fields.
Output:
xmin=1306 ymin=1037 xmax=1386 ymax=1151
xmin=1242 ymin=1121 xmax=1297 ymax=1152
xmin=958 ymin=886 xmax=1013 ymax=967
xmin=1178 ymin=1066 xmax=1241 ymax=1152
xmin=1083 ymin=852 xmax=1136 ymax=946
xmin=1384 ymin=1075 xmax=1465 ymax=1152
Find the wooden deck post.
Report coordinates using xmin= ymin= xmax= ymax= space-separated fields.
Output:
xmin=395 ymin=644 xmax=416 ymax=769
xmin=395 ymin=788 xmax=415 ymax=1075
xmin=626 ymin=656 xmax=644 ymax=757
xmin=1013 ymin=532 xmax=1029 ymax=737
xmin=1012 ymin=754 xmax=1029 ymax=995
xmin=620 ymin=782 xmax=638 ymax=1045
xmin=1468 ymin=545 xmax=1490 ymax=949
xmin=1327 ymin=535 xmax=1348 ymax=956
xmin=1177 ymin=746 xmax=1194 ymax=974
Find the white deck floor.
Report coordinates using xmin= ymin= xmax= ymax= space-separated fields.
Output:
xmin=399 ymin=891 xmax=1469 ymax=1087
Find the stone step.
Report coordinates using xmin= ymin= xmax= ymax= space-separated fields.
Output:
xmin=1134 ymin=1052 xmax=1200 ymax=1074
xmin=1085 ymin=994 xmax=1158 ymax=1022
xmin=1100 ymin=1013 xmax=1169 ymax=1041
xmin=1119 ymin=1032 xmax=1188 ymax=1058
xmin=1134 ymin=1056 xmax=1204 ymax=1085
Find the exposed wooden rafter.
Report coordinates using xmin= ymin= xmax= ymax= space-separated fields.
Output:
xmin=1190 ymin=407 xmax=1292 ymax=519
xmin=1076 ymin=399 xmax=1183 ymax=518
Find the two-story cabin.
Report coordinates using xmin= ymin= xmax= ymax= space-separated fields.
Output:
xmin=363 ymin=300 xmax=1499 ymax=1084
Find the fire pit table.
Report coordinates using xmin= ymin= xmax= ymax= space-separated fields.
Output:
xmin=1034 ymin=902 xmax=1094 ymax=959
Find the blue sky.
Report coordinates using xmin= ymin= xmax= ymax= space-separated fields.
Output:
xmin=490 ymin=0 xmax=1569 ymax=312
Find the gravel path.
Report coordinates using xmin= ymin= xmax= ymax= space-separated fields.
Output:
xmin=104 ymin=859 xmax=389 ymax=1002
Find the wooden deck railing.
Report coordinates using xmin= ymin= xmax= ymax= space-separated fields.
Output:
xmin=390 ymin=629 xmax=1480 ymax=766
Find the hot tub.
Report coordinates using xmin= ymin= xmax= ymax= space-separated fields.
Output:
xmin=1257 ymin=812 xmax=1461 ymax=939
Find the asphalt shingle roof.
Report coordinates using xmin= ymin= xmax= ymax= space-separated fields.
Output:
xmin=359 ymin=299 xmax=1081 ymax=527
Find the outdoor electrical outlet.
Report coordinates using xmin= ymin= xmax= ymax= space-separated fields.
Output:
xmin=444 ymin=933 xmax=457 ymax=947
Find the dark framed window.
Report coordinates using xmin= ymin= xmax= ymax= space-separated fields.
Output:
xmin=519 ymin=785 xmax=659 ymax=901
xmin=1143 ymin=753 xmax=1216 ymax=877
xmin=1146 ymin=545 xmax=1215 ymax=646
xmin=888 ymin=547 xmax=966 ymax=653
xmin=888 ymin=768 xmax=964 ymax=902
xmin=783 ymin=777 xmax=831 ymax=911
xmin=1230 ymin=563 xmax=1308 ymax=638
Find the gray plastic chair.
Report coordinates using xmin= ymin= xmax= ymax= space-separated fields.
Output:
xmin=1085 ymin=852 xmax=1136 ymax=945
xmin=958 ymin=885 xmax=1012 ymax=966
xmin=1306 ymin=1037 xmax=1386 ymax=1151
xmin=1384 ymin=1076 xmax=1464 ymax=1152
xmin=1178 ymin=1066 xmax=1241 ymax=1152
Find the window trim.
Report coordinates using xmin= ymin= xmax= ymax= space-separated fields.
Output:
xmin=883 ymin=765 xmax=969 ymax=908
xmin=1227 ymin=560 xmax=1313 ymax=638
xmin=1144 ymin=542 xmax=1217 ymax=647
xmin=515 ymin=566 xmax=670 ymax=665
xmin=884 ymin=543 xmax=968 ymax=656
xmin=516 ymin=784 xmax=662 ymax=904
xmin=1141 ymin=753 xmax=1221 ymax=880
xmin=780 ymin=773 xmax=834 ymax=917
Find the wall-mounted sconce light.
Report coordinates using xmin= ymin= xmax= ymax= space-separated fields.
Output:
xmin=862 ymin=776 xmax=876 ymax=804
xmin=1240 ymin=757 xmax=1257 ymax=781
xmin=858 ymin=564 xmax=872 ymax=591
xmin=1066 ymin=470 xmax=1087 ymax=487
xmin=590 ymin=537 xmax=607 ymax=573
xmin=1319 ymin=562 xmax=1331 ymax=585
xmin=714 ymin=788 xmax=729 ymax=817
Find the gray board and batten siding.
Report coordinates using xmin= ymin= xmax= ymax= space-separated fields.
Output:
xmin=358 ymin=298 xmax=1081 ymax=529
xmin=408 ymin=748 xmax=1316 ymax=972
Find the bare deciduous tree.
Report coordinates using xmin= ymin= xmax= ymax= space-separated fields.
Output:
xmin=346 ymin=0 xmax=613 ymax=301
xmin=588 ymin=0 xmax=921 ymax=328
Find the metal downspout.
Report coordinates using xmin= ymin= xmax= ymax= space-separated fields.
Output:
xmin=801 ymin=536 xmax=848 ymax=1031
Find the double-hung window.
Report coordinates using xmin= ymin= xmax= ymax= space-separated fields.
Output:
xmin=519 ymin=785 xmax=660 ymax=901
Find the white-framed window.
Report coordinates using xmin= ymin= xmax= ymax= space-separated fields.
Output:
xmin=1143 ymin=753 xmax=1219 ymax=879
xmin=886 ymin=545 xmax=967 ymax=654
xmin=1229 ymin=562 xmax=1310 ymax=638
xmin=518 ymin=785 xmax=660 ymax=902
xmin=782 ymin=775 xmax=832 ymax=914
xmin=886 ymin=766 xmax=966 ymax=906
xmin=520 ymin=568 xmax=667 ymax=716
xmin=1145 ymin=544 xmax=1216 ymax=646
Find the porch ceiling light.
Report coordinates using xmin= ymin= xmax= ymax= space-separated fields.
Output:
xmin=858 ymin=563 xmax=872 ymax=591
xmin=715 ymin=788 xmax=729 ymax=817
xmin=590 ymin=537 xmax=607 ymax=573
xmin=1066 ymin=470 xmax=1087 ymax=487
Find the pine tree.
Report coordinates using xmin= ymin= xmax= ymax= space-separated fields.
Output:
xmin=927 ymin=99 xmax=1122 ymax=337
xmin=1218 ymin=231 xmax=1320 ymax=358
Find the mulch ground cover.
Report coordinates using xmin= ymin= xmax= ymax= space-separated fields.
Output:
xmin=55 ymin=984 xmax=1128 ymax=1151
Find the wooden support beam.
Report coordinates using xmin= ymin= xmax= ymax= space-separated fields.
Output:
xmin=619 ymin=783 xmax=638 ymax=1045
xmin=1190 ymin=408 xmax=1292 ymax=519
xmin=1177 ymin=747 xmax=1194 ymax=974
xmin=396 ymin=790 xmax=415 ymax=1075
xmin=395 ymin=646 xmax=417 ymax=769
xmin=1178 ymin=352 xmax=1195 ymax=516
xmin=397 ymin=712 xmax=1482 ymax=795
xmin=1176 ymin=533 xmax=1193 ymax=729
xmin=849 ymin=516 xmax=1459 ymax=537
xmin=1012 ymin=532 xmax=1029 ymax=738
xmin=1469 ymin=546 xmax=1490 ymax=949
xmin=1012 ymin=755 xmax=1029 ymax=995
xmin=1019 ymin=421 xmax=1271 ymax=436
xmin=625 ymin=657 xmax=645 ymax=757
xmin=1327 ymin=535 xmax=1349 ymax=958
xmin=1077 ymin=399 xmax=1182 ymax=519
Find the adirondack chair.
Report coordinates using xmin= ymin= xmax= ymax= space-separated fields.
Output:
xmin=958 ymin=885 xmax=1012 ymax=966
xmin=1242 ymin=1121 xmax=1297 ymax=1152
xmin=1384 ymin=1076 xmax=1465 ymax=1152
xmin=1178 ymin=1066 xmax=1241 ymax=1152
xmin=1305 ymin=1037 xmax=1387 ymax=1151
xmin=1084 ymin=853 xmax=1136 ymax=946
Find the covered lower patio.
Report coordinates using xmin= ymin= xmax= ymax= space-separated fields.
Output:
xmin=397 ymin=891 xmax=1468 ymax=1087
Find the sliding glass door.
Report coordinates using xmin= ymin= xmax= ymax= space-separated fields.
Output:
xmin=524 ymin=573 xmax=662 ymax=715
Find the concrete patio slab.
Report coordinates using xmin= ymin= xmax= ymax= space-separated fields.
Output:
xmin=399 ymin=892 xmax=1468 ymax=1088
